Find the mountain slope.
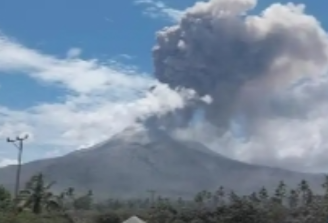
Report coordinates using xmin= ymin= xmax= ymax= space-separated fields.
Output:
xmin=0 ymin=126 xmax=324 ymax=199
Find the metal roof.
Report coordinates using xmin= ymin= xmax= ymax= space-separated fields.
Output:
xmin=123 ymin=216 xmax=147 ymax=223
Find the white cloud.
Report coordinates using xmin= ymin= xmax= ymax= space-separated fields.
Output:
xmin=0 ymin=158 xmax=16 ymax=167
xmin=135 ymin=0 xmax=183 ymax=22
xmin=0 ymin=31 xmax=204 ymax=159
xmin=0 ymin=84 xmax=199 ymax=147
xmin=0 ymin=35 xmax=151 ymax=94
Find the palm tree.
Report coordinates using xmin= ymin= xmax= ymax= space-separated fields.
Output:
xmin=16 ymin=173 xmax=60 ymax=214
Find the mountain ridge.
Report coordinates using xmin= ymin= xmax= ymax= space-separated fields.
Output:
xmin=0 ymin=126 xmax=324 ymax=199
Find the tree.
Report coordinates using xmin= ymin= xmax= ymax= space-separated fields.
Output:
xmin=0 ymin=185 xmax=11 ymax=210
xmin=17 ymin=173 xmax=60 ymax=214
xmin=73 ymin=190 xmax=93 ymax=210
xmin=273 ymin=181 xmax=286 ymax=204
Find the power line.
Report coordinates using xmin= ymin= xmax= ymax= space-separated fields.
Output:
xmin=6 ymin=134 xmax=29 ymax=200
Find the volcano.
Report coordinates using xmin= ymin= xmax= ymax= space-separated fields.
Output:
xmin=0 ymin=126 xmax=323 ymax=199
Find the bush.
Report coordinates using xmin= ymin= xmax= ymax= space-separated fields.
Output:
xmin=94 ymin=211 xmax=122 ymax=223
xmin=0 ymin=212 xmax=72 ymax=223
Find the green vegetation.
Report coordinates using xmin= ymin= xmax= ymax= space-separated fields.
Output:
xmin=1 ymin=173 xmax=328 ymax=222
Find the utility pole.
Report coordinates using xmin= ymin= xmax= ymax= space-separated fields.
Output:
xmin=7 ymin=134 xmax=28 ymax=200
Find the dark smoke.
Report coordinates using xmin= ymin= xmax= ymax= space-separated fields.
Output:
xmin=151 ymin=0 xmax=328 ymax=134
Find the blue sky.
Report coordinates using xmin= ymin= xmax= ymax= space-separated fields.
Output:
xmin=0 ymin=0 xmax=184 ymax=164
xmin=0 ymin=0 xmax=328 ymax=170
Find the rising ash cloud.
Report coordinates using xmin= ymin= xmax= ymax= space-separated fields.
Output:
xmin=148 ymin=0 xmax=328 ymax=171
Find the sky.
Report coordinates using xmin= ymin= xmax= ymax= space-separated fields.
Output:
xmin=0 ymin=0 xmax=328 ymax=172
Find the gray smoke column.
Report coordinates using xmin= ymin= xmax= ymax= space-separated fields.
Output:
xmin=152 ymin=0 xmax=328 ymax=133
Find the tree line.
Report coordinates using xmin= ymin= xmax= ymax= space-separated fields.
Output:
xmin=1 ymin=173 xmax=328 ymax=222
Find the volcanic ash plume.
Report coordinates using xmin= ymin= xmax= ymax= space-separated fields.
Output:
xmin=152 ymin=0 xmax=328 ymax=134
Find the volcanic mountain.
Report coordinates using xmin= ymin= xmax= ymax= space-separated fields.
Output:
xmin=0 ymin=126 xmax=323 ymax=199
